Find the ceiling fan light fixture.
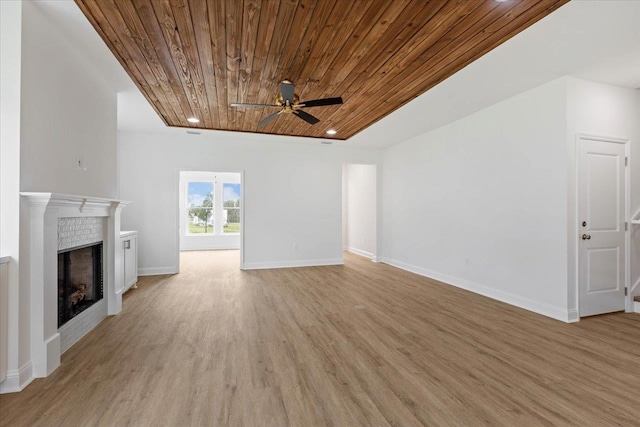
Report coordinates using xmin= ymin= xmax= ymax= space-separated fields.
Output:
xmin=326 ymin=129 xmax=337 ymax=135
xmin=187 ymin=117 xmax=200 ymax=123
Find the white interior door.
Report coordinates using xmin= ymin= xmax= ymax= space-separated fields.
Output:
xmin=578 ymin=137 xmax=627 ymax=317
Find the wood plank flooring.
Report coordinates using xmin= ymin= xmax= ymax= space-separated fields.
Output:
xmin=1 ymin=251 xmax=639 ymax=426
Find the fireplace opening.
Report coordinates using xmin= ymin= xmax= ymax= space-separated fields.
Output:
xmin=58 ymin=242 xmax=103 ymax=328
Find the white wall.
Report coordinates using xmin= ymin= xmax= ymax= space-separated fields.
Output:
xmin=566 ymin=78 xmax=640 ymax=306
xmin=1 ymin=0 xmax=120 ymax=393
xmin=118 ymin=131 xmax=381 ymax=274
xmin=381 ymin=78 xmax=572 ymax=321
xmin=19 ymin=1 xmax=118 ymax=198
xmin=345 ymin=164 xmax=377 ymax=258
xmin=179 ymin=171 xmax=242 ymax=251
xmin=342 ymin=164 xmax=348 ymax=250
xmin=0 ymin=0 xmax=29 ymax=393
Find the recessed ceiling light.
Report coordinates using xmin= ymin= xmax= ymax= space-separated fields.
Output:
xmin=326 ymin=129 xmax=337 ymax=135
xmin=495 ymin=0 xmax=509 ymax=2
xmin=187 ymin=117 xmax=200 ymax=123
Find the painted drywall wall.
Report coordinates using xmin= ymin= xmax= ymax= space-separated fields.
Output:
xmin=381 ymin=78 xmax=572 ymax=321
xmin=0 ymin=0 xmax=31 ymax=394
xmin=1 ymin=0 xmax=120 ymax=393
xmin=345 ymin=164 xmax=377 ymax=258
xmin=566 ymin=78 xmax=640 ymax=307
xmin=179 ymin=171 xmax=242 ymax=251
xmin=19 ymin=1 xmax=117 ymax=199
xmin=118 ymin=131 xmax=381 ymax=274
xmin=341 ymin=164 xmax=348 ymax=250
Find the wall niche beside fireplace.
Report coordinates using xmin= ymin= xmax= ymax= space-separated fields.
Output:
xmin=58 ymin=242 xmax=103 ymax=328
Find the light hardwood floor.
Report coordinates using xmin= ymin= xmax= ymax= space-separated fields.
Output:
xmin=1 ymin=251 xmax=639 ymax=426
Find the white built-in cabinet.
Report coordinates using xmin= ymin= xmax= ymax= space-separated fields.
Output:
xmin=120 ymin=231 xmax=138 ymax=292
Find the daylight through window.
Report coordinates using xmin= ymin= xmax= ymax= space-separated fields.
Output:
xmin=188 ymin=182 xmax=214 ymax=234
xmin=223 ymin=183 xmax=241 ymax=234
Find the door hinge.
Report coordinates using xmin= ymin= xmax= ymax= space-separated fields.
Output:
xmin=625 ymin=222 xmax=628 ymax=231
xmin=625 ymin=287 xmax=628 ymax=296
xmin=625 ymin=156 xmax=628 ymax=166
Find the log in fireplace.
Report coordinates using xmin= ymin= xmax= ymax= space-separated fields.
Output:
xmin=58 ymin=242 xmax=103 ymax=328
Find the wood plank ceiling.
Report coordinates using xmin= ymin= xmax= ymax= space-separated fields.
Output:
xmin=76 ymin=0 xmax=569 ymax=140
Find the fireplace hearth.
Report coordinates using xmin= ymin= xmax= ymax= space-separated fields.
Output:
xmin=58 ymin=242 xmax=103 ymax=328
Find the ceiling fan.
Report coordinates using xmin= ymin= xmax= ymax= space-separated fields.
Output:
xmin=230 ymin=80 xmax=343 ymax=127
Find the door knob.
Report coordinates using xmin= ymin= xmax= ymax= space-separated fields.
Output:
xmin=581 ymin=234 xmax=591 ymax=240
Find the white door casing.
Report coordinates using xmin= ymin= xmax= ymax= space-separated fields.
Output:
xmin=578 ymin=136 xmax=627 ymax=317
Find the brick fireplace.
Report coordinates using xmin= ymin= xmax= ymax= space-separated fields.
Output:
xmin=20 ymin=193 xmax=128 ymax=378
xmin=57 ymin=241 xmax=103 ymax=329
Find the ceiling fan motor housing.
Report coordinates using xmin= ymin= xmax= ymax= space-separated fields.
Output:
xmin=276 ymin=93 xmax=300 ymax=109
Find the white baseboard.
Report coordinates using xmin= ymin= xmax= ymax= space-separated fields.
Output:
xmin=345 ymin=247 xmax=374 ymax=259
xmin=566 ymin=308 xmax=579 ymax=323
xmin=138 ymin=266 xmax=178 ymax=276
xmin=242 ymin=258 xmax=343 ymax=270
xmin=0 ymin=361 xmax=34 ymax=394
xmin=380 ymin=257 xmax=576 ymax=323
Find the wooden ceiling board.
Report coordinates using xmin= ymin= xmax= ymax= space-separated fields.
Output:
xmin=290 ymin=0 xmax=479 ymax=136
xmin=335 ymin=0 xmax=510 ymax=135
xmin=246 ymin=0 xmax=299 ymax=130
xmin=336 ymin=0 xmax=562 ymax=137
xmin=76 ymin=0 xmax=569 ymax=139
xmin=300 ymin=1 xmax=447 ymax=136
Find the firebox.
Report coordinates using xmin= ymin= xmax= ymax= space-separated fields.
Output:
xmin=58 ymin=242 xmax=103 ymax=328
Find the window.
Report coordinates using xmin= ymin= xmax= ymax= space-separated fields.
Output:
xmin=187 ymin=182 xmax=214 ymax=234
xmin=223 ymin=183 xmax=241 ymax=234
xmin=183 ymin=177 xmax=241 ymax=237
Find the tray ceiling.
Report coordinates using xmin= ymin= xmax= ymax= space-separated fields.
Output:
xmin=76 ymin=0 xmax=568 ymax=140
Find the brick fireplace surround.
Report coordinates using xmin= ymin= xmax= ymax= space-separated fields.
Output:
xmin=12 ymin=193 xmax=128 ymax=389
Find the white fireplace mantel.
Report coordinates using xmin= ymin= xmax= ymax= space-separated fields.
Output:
xmin=20 ymin=193 xmax=130 ymax=378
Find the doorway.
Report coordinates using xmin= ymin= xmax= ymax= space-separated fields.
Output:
xmin=577 ymin=135 xmax=629 ymax=317
xmin=342 ymin=163 xmax=377 ymax=260
xmin=178 ymin=171 xmax=244 ymax=263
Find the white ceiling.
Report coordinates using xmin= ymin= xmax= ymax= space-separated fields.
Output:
xmin=37 ymin=0 xmax=640 ymax=149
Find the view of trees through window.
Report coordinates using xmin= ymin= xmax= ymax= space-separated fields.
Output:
xmin=187 ymin=181 xmax=241 ymax=234
xmin=188 ymin=182 xmax=214 ymax=234
xmin=223 ymin=183 xmax=241 ymax=233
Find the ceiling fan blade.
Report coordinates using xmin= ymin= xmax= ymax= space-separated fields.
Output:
xmin=280 ymin=81 xmax=295 ymax=104
xmin=258 ymin=111 xmax=282 ymax=127
xmin=293 ymin=109 xmax=320 ymax=125
xmin=230 ymin=103 xmax=279 ymax=108
xmin=299 ymin=97 xmax=343 ymax=108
